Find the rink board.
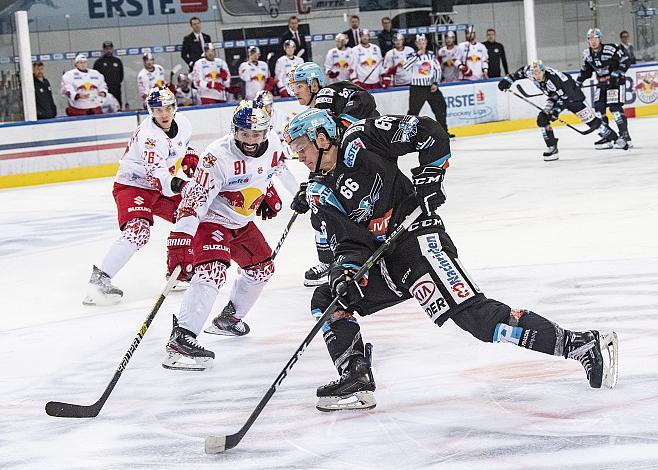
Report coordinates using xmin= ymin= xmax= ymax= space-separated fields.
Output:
xmin=1 ymin=62 xmax=657 ymax=189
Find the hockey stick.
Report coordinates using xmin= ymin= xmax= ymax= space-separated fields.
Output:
xmin=510 ymin=86 xmax=597 ymax=135
xmin=204 ymin=206 xmax=422 ymax=454
xmin=45 ymin=265 xmax=182 ymax=418
xmin=271 ymin=211 xmax=299 ymax=260
xmin=361 ymin=57 xmax=385 ymax=85
xmin=516 ymin=82 xmax=595 ymax=99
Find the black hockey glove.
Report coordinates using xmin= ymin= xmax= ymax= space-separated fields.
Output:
xmin=609 ymin=71 xmax=622 ymax=88
xmin=290 ymin=182 xmax=310 ymax=214
xmin=497 ymin=76 xmax=513 ymax=91
xmin=330 ymin=265 xmax=368 ymax=310
xmin=411 ymin=165 xmax=447 ymax=217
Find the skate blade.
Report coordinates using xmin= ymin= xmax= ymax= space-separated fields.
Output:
xmin=204 ymin=323 xmax=248 ymax=337
xmin=595 ymin=144 xmax=614 ymax=150
xmin=82 ymin=287 xmax=121 ymax=306
xmin=162 ymin=352 xmax=212 ymax=371
xmin=600 ymin=331 xmax=619 ymax=389
xmin=543 ymin=154 xmax=559 ymax=162
xmin=316 ymin=391 xmax=376 ymax=412
xmin=614 ymin=142 xmax=629 ymax=150
xmin=303 ymin=278 xmax=328 ymax=287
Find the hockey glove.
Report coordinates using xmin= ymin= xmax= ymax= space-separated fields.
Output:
xmin=597 ymin=75 xmax=610 ymax=85
xmin=328 ymin=70 xmax=340 ymax=79
xmin=330 ymin=265 xmax=368 ymax=310
xmin=256 ymin=184 xmax=282 ymax=220
xmin=218 ymin=68 xmax=229 ymax=81
xmin=387 ymin=66 xmax=398 ymax=76
xmin=167 ymin=232 xmax=194 ymax=281
xmin=181 ymin=147 xmax=199 ymax=178
xmin=290 ymin=181 xmax=310 ymax=214
xmin=411 ymin=165 xmax=447 ymax=217
xmin=498 ymin=76 xmax=513 ymax=91
xmin=213 ymin=82 xmax=225 ymax=92
xmin=264 ymin=76 xmax=277 ymax=92
xmin=609 ymin=71 xmax=622 ymax=88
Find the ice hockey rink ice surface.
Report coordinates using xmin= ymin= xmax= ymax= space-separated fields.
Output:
xmin=2 ymin=117 xmax=658 ymax=469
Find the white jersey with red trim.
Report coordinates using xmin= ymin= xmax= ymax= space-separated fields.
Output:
xmin=324 ymin=47 xmax=352 ymax=83
xmin=175 ymin=134 xmax=287 ymax=234
xmin=274 ymin=55 xmax=303 ymax=93
xmin=115 ymin=113 xmax=192 ymax=197
xmin=349 ymin=44 xmax=384 ymax=84
xmin=458 ymin=41 xmax=489 ymax=81
xmin=137 ymin=65 xmax=167 ymax=99
xmin=238 ymin=60 xmax=269 ymax=100
xmin=382 ymin=46 xmax=415 ymax=85
xmin=192 ymin=57 xmax=231 ymax=101
xmin=175 ymin=87 xmax=200 ymax=106
xmin=60 ymin=68 xmax=108 ymax=109
xmin=438 ymin=45 xmax=462 ymax=82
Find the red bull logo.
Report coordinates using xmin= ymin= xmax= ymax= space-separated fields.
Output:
xmin=635 ymin=70 xmax=658 ymax=104
xmin=220 ymin=187 xmax=265 ymax=216
xmin=418 ymin=61 xmax=432 ymax=76
xmin=362 ymin=57 xmax=377 ymax=67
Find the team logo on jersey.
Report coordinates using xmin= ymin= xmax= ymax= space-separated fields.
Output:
xmin=635 ymin=70 xmax=658 ymax=104
xmin=344 ymin=137 xmax=365 ymax=167
xmin=349 ymin=173 xmax=382 ymax=223
xmin=144 ymin=138 xmax=156 ymax=149
xmin=392 ymin=116 xmax=419 ymax=143
xmin=203 ymin=153 xmax=217 ymax=168
xmin=220 ymin=187 xmax=264 ymax=216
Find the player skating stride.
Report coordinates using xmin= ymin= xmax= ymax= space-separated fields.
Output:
xmin=163 ymin=101 xmax=284 ymax=371
xmin=83 ymin=87 xmax=197 ymax=305
xmin=284 ymin=109 xmax=619 ymax=411
xmin=577 ymin=28 xmax=633 ymax=148
xmin=499 ymin=59 xmax=628 ymax=160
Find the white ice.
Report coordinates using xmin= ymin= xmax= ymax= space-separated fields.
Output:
xmin=2 ymin=118 xmax=658 ymax=469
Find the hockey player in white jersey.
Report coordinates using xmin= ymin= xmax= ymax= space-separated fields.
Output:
xmin=458 ymin=26 xmax=489 ymax=81
xmin=60 ymin=54 xmax=108 ymax=116
xmin=349 ymin=30 xmax=384 ymax=89
xmin=175 ymin=73 xmax=201 ymax=107
xmin=192 ymin=43 xmax=231 ymax=104
xmin=381 ymin=33 xmax=414 ymax=87
xmin=83 ymin=87 xmax=198 ymax=305
xmin=324 ymin=33 xmax=351 ymax=84
xmin=275 ymin=40 xmax=304 ymax=97
xmin=438 ymin=31 xmax=462 ymax=83
xmin=137 ymin=53 xmax=167 ymax=106
xmin=239 ymin=46 xmax=272 ymax=100
xmin=163 ymin=101 xmax=285 ymax=371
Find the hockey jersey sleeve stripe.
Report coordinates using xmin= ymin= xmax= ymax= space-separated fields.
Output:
xmin=428 ymin=152 xmax=451 ymax=167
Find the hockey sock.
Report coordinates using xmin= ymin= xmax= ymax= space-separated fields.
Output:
xmin=540 ymin=126 xmax=556 ymax=147
xmin=493 ymin=309 xmax=563 ymax=356
xmin=100 ymin=218 xmax=150 ymax=278
xmin=612 ymin=109 xmax=628 ymax=134
xmin=229 ymin=260 xmax=274 ymax=319
xmin=315 ymin=229 xmax=333 ymax=264
xmin=177 ymin=261 xmax=227 ymax=335
xmin=326 ymin=316 xmax=365 ymax=373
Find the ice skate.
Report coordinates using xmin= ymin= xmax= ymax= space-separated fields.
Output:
xmin=316 ymin=353 xmax=376 ymax=412
xmin=543 ymin=142 xmax=559 ymax=161
xmin=82 ymin=265 xmax=123 ymax=306
xmin=204 ymin=301 xmax=250 ymax=336
xmin=564 ymin=330 xmax=615 ymax=388
xmin=598 ymin=331 xmax=619 ymax=388
xmin=304 ymin=262 xmax=331 ymax=287
xmin=594 ymin=136 xmax=613 ymax=150
xmin=622 ymin=131 xmax=633 ymax=149
xmin=613 ymin=137 xmax=629 ymax=150
xmin=162 ymin=326 xmax=214 ymax=371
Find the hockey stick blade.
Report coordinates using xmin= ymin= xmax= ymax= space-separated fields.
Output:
xmin=45 ymin=266 xmax=181 ymax=418
xmin=204 ymin=207 xmax=422 ymax=454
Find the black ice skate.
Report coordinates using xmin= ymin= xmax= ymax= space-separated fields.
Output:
xmin=564 ymin=330 xmax=618 ymax=388
xmin=622 ymin=131 xmax=633 ymax=149
xmin=316 ymin=353 xmax=376 ymax=412
xmin=594 ymin=136 xmax=614 ymax=150
xmin=204 ymin=301 xmax=250 ymax=336
xmin=162 ymin=326 xmax=215 ymax=371
xmin=543 ymin=140 xmax=559 ymax=161
xmin=82 ymin=265 xmax=123 ymax=306
xmin=304 ymin=262 xmax=331 ymax=287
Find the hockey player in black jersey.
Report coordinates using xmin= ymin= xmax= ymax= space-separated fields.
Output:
xmin=577 ymin=28 xmax=633 ymax=148
xmin=284 ymin=108 xmax=619 ymax=412
xmin=286 ymin=62 xmax=381 ymax=286
xmin=499 ymin=59 xmax=628 ymax=161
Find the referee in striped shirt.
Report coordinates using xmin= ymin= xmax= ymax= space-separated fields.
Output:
xmin=403 ymin=34 xmax=451 ymax=136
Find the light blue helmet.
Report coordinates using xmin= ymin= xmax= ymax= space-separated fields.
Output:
xmin=287 ymin=62 xmax=325 ymax=92
xmin=284 ymin=108 xmax=337 ymax=145
xmin=587 ymin=28 xmax=602 ymax=39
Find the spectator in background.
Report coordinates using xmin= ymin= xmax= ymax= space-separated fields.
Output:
xmin=239 ymin=46 xmax=271 ymax=100
xmin=33 ymin=61 xmax=56 ymax=119
xmin=377 ymin=16 xmax=395 ymax=56
xmin=61 ymin=54 xmax=107 ymax=116
xmin=343 ymin=15 xmax=362 ymax=49
xmin=324 ymin=33 xmax=351 ymax=84
xmin=275 ymin=40 xmax=303 ymax=97
xmin=382 ymin=33 xmax=414 ymax=87
xmin=483 ymin=28 xmax=508 ymax=78
xmin=192 ymin=43 xmax=231 ymax=104
xmin=281 ymin=16 xmax=309 ymax=62
xmin=137 ymin=53 xmax=166 ymax=107
xmin=619 ymin=30 xmax=636 ymax=64
xmin=93 ymin=41 xmax=124 ymax=108
xmin=182 ymin=17 xmax=212 ymax=71
xmin=458 ymin=26 xmax=489 ymax=80
xmin=175 ymin=73 xmax=201 ymax=107
xmin=349 ymin=29 xmax=384 ymax=90
xmin=438 ymin=31 xmax=462 ymax=82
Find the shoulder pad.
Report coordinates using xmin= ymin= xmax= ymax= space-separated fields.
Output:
xmin=306 ymin=181 xmax=347 ymax=214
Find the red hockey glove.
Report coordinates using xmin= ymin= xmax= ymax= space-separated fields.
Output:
xmin=181 ymin=147 xmax=199 ymax=178
xmin=264 ymin=76 xmax=276 ymax=91
xmin=256 ymin=185 xmax=282 ymax=220
xmin=167 ymin=232 xmax=194 ymax=281
xmin=212 ymin=81 xmax=225 ymax=92
xmin=328 ymin=70 xmax=340 ymax=79
xmin=387 ymin=66 xmax=397 ymax=75
xmin=380 ymin=75 xmax=391 ymax=88
xmin=218 ymin=68 xmax=229 ymax=81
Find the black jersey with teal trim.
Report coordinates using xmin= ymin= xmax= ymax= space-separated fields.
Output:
xmin=314 ymin=81 xmax=380 ymax=123
xmin=577 ymin=43 xmax=630 ymax=83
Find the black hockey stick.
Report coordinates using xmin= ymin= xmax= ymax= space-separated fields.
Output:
xmin=271 ymin=211 xmax=298 ymax=260
xmin=45 ymin=265 xmax=182 ymax=418
xmin=515 ymin=82 xmax=595 ymax=99
xmin=510 ymin=86 xmax=596 ymax=135
xmin=361 ymin=57 xmax=385 ymax=85
xmin=204 ymin=206 xmax=423 ymax=454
